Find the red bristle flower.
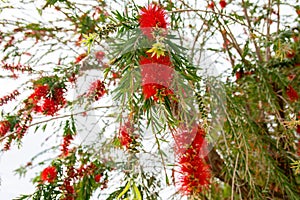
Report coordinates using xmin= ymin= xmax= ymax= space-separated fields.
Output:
xmin=86 ymin=80 xmax=106 ymax=101
xmin=61 ymin=134 xmax=73 ymax=156
xmin=75 ymin=53 xmax=87 ymax=64
xmin=219 ymin=0 xmax=227 ymax=9
xmin=139 ymin=54 xmax=173 ymax=99
xmin=139 ymin=4 xmax=167 ymax=39
xmin=94 ymin=174 xmax=102 ymax=183
xmin=175 ymin=125 xmax=211 ymax=195
xmin=178 ymin=148 xmax=211 ymax=195
xmin=41 ymin=166 xmax=57 ymax=183
xmin=27 ymin=84 xmax=66 ymax=116
xmin=42 ymin=98 xmax=59 ymax=115
xmin=173 ymin=125 xmax=208 ymax=157
xmin=207 ymin=2 xmax=215 ymax=9
xmin=0 ymin=120 xmax=10 ymax=137
xmin=286 ymin=85 xmax=299 ymax=102
xmin=118 ymin=122 xmax=134 ymax=149
xmin=297 ymin=125 xmax=300 ymax=134
xmin=95 ymin=51 xmax=105 ymax=63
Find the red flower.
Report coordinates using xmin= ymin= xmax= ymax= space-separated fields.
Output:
xmin=41 ymin=166 xmax=57 ymax=183
xmin=75 ymin=53 xmax=87 ymax=64
xmin=139 ymin=4 xmax=167 ymax=38
xmin=95 ymin=174 xmax=101 ymax=183
xmin=61 ymin=134 xmax=73 ymax=156
xmin=173 ymin=125 xmax=208 ymax=156
xmin=207 ymin=2 xmax=215 ymax=9
xmin=286 ymin=85 xmax=299 ymax=102
xmin=86 ymin=80 xmax=106 ymax=101
xmin=139 ymin=54 xmax=173 ymax=99
xmin=95 ymin=51 xmax=105 ymax=63
xmin=297 ymin=125 xmax=300 ymax=135
xmin=175 ymin=124 xmax=211 ymax=195
xmin=118 ymin=122 xmax=133 ymax=149
xmin=219 ymin=0 xmax=227 ymax=9
xmin=178 ymin=148 xmax=211 ymax=195
xmin=27 ymin=84 xmax=66 ymax=116
xmin=0 ymin=120 xmax=10 ymax=137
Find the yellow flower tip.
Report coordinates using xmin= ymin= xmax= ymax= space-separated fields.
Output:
xmin=146 ymin=42 xmax=166 ymax=58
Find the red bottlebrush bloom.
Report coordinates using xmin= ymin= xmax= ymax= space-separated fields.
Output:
xmin=139 ymin=4 xmax=167 ymax=38
xmin=297 ymin=125 xmax=300 ymax=135
xmin=41 ymin=166 xmax=57 ymax=183
xmin=118 ymin=123 xmax=133 ymax=149
xmin=61 ymin=134 xmax=73 ymax=156
xmin=28 ymin=84 xmax=66 ymax=116
xmin=207 ymin=2 xmax=215 ymax=9
xmin=139 ymin=54 xmax=173 ymax=99
xmin=178 ymin=148 xmax=211 ymax=195
xmin=219 ymin=0 xmax=227 ymax=9
xmin=75 ymin=53 xmax=87 ymax=64
xmin=286 ymin=50 xmax=295 ymax=59
xmin=86 ymin=80 xmax=106 ymax=101
xmin=42 ymin=98 xmax=59 ymax=115
xmin=142 ymin=83 xmax=160 ymax=99
xmin=286 ymin=85 xmax=299 ymax=102
xmin=173 ymin=124 xmax=208 ymax=157
xmin=175 ymin=124 xmax=210 ymax=195
xmin=0 ymin=90 xmax=20 ymax=106
xmin=95 ymin=174 xmax=102 ymax=183
xmin=0 ymin=120 xmax=10 ymax=137
xmin=95 ymin=51 xmax=105 ymax=63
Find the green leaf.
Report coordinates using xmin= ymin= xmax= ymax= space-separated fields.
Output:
xmin=133 ymin=182 xmax=142 ymax=200
xmin=117 ymin=181 xmax=131 ymax=199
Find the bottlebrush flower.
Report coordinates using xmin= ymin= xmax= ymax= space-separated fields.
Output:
xmin=219 ymin=0 xmax=227 ymax=9
xmin=178 ymin=148 xmax=211 ymax=195
xmin=0 ymin=90 xmax=20 ymax=106
xmin=139 ymin=4 xmax=167 ymax=39
xmin=27 ymin=84 xmax=66 ymax=116
xmin=94 ymin=174 xmax=102 ymax=183
xmin=75 ymin=53 xmax=87 ymax=64
xmin=61 ymin=134 xmax=73 ymax=156
xmin=118 ymin=123 xmax=133 ymax=149
xmin=139 ymin=53 xmax=173 ymax=99
xmin=286 ymin=85 xmax=299 ymax=102
xmin=0 ymin=120 xmax=10 ymax=137
xmin=173 ymin=125 xmax=208 ymax=156
xmin=175 ymin=125 xmax=211 ymax=195
xmin=41 ymin=166 xmax=57 ymax=183
xmin=95 ymin=51 xmax=105 ymax=63
xmin=207 ymin=2 xmax=215 ymax=9
xmin=86 ymin=79 xmax=106 ymax=101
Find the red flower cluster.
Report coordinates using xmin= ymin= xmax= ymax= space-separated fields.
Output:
xmin=28 ymin=85 xmax=66 ymax=116
xmin=0 ymin=120 xmax=10 ymax=137
xmin=139 ymin=54 xmax=174 ymax=100
xmin=219 ymin=0 xmax=227 ymax=9
xmin=207 ymin=2 xmax=215 ymax=9
xmin=41 ymin=166 xmax=57 ymax=183
xmin=61 ymin=134 xmax=73 ymax=156
xmin=86 ymin=79 xmax=106 ymax=101
xmin=118 ymin=122 xmax=133 ymax=149
xmin=139 ymin=4 xmax=167 ymax=39
xmin=61 ymin=178 xmax=75 ymax=200
xmin=286 ymin=85 xmax=299 ymax=102
xmin=0 ymin=90 xmax=20 ymax=106
xmin=75 ymin=53 xmax=87 ymax=64
xmin=2 ymin=62 xmax=33 ymax=73
xmin=95 ymin=51 xmax=105 ymax=63
xmin=176 ymin=125 xmax=211 ymax=195
xmin=94 ymin=174 xmax=101 ymax=183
